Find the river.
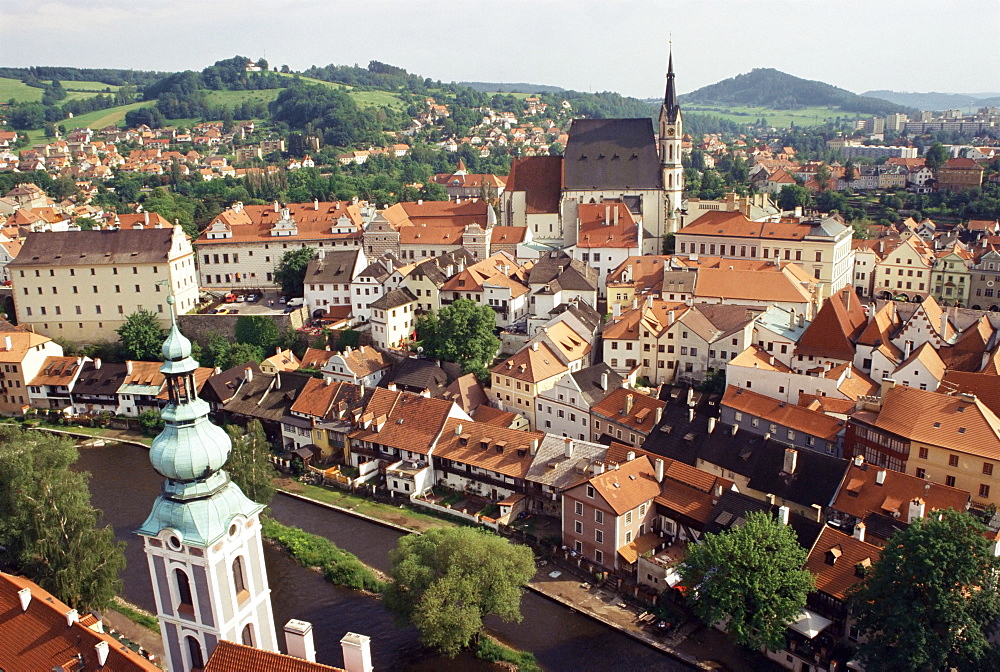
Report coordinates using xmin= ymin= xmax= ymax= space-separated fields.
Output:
xmin=76 ymin=441 xmax=692 ymax=671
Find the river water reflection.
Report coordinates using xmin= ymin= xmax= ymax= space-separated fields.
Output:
xmin=76 ymin=442 xmax=692 ymax=671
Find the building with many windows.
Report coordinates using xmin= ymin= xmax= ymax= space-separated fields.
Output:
xmin=9 ymin=227 xmax=198 ymax=342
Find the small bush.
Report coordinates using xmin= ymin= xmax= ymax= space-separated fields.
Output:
xmin=262 ymin=518 xmax=385 ymax=593
xmin=475 ymin=636 xmax=541 ymax=672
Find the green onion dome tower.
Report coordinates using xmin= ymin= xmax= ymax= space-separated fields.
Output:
xmin=137 ymin=296 xmax=277 ymax=672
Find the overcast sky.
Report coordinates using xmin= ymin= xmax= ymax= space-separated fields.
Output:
xmin=2 ymin=0 xmax=998 ymax=98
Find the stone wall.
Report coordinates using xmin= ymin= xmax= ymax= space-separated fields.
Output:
xmin=177 ymin=307 xmax=307 ymax=345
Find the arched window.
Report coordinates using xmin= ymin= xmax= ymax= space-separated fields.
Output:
xmin=175 ymin=569 xmax=193 ymax=613
xmin=241 ymin=623 xmax=255 ymax=647
xmin=186 ymin=636 xmax=204 ymax=670
xmin=232 ymin=556 xmax=248 ymax=601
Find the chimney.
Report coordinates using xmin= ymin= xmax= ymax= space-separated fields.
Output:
xmin=880 ymin=377 xmax=896 ymax=398
xmin=708 ymin=417 xmax=717 ymax=433
xmin=244 ymin=367 xmax=253 ymax=384
xmin=903 ymin=341 xmax=912 ymax=360
xmin=94 ymin=357 xmax=102 ymax=369
xmin=783 ymin=448 xmax=798 ymax=474
xmin=908 ymin=497 xmax=926 ymax=523
xmin=668 ymin=310 xmax=675 ymax=326
xmin=778 ymin=505 xmax=790 ymax=526
xmin=126 ymin=361 xmax=133 ymax=375
xmin=853 ymin=454 xmax=864 ymax=467
xmin=876 ymin=469 xmax=887 ymax=485
xmin=274 ymin=200 xmax=280 ymax=213
xmin=853 ymin=521 xmax=866 ymax=543
xmin=604 ymin=204 xmax=610 ymax=224
xmin=624 ymin=393 xmax=634 ymax=415
xmin=454 ymin=423 xmax=463 ymax=436
xmin=612 ymin=302 xmax=622 ymax=320
xmin=285 ymin=619 xmax=317 ymax=662
xmin=940 ymin=311 xmax=948 ymax=337
xmin=600 ymin=371 xmax=608 ymax=390
xmin=626 ymin=450 xmax=635 ymax=462
xmin=314 ymin=198 xmax=320 ymax=211
xmin=95 ymin=641 xmax=110 ymax=666
xmin=530 ymin=437 xmax=539 ymax=456
xmin=531 ymin=342 xmax=539 ymax=352
xmin=17 ymin=587 xmax=30 ymax=611
xmin=731 ymin=423 xmax=738 ymax=435
xmin=340 ymin=632 xmax=374 ymax=672
xmin=66 ymin=609 xmax=79 ymax=627
xmin=632 ymin=298 xmax=638 ymax=310
xmin=3 ymin=335 xmax=10 ymax=351
xmin=144 ymin=210 xmax=149 ymax=225
xmin=688 ymin=408 xmax=695 ymax=423
xmin=656 ymin=407 xmax=663 ymax=423
xmin=564 ymin=438 xmax=574 ymax=458
xmin=687 ymin=387 xmax=694 ymax=405
xmin=655 ymin=458 xmax=664 ymax=483
xmin=789 ymin=308 xmax=796 ymax=329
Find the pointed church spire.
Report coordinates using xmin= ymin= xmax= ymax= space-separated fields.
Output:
xmin=663 ymin=48 xmax=680 ymax=123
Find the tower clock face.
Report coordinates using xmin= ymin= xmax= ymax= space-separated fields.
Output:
xmin=666 ymin=127 xmax=675 ymax=136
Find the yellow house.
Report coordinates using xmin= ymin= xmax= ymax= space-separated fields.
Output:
xmin=287 ymin=377 xmax=364 ymax=460
xmin=491 ymin=341 xmax=567 ymax=430
xmin=848 ymin=381 xmax=1000 ymax=506
xmin=0 ymin=331 xmax=63 ymax=416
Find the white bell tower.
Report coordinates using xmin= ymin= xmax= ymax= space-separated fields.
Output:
xmin=660 ymin=48 xmax=684 ymax=235
xmin=137 ymin=296 xmax=277 ymax=672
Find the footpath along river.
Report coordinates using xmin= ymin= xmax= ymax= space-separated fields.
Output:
xmin=76 ymin=441 xmax=693 ymax=671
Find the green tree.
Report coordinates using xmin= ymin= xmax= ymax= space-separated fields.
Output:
xmin=924 ymin=142 xmax=949 ymax=171
xmin=383 ymin=527 xmax=535 ymax=656
xmin=777 ymin=184 xmax=811 ymax=211
xmin=680 ymin=511 xmax=813 ymax=651
xmin=416 ymin=298 xmax=500 ymax=380
xmin=116 ymin=309 xmax=166 ymax=361
xmin=0 ymin=426 xmax=126 ymax=612
xmin=273 ymin=247 xmax=315 ymax=297
xmin=137 ymin=408 xmax=164 ymax=437
xmin=234 ymin=315 xmax=281 ymax=351
xmin=224 ymin=420 xmax=276 ymax=506
xmin=815 ymin=163 xmax=832 ymax=191
xmin=850 ymin=510 xmax=1000 ymax=672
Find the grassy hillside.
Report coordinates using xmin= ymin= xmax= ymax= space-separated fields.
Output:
xmin=0 ymin=77 xmax=43 ymax=103
xmin=62 ymin=80 xmax=123 ymax=92
xmin=201 ymin=89 xmax=283 ymax=107
xmin=683 ymin=103 xmax=857 ymax=128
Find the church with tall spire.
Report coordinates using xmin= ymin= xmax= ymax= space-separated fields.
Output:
xmin=137 ymin=295 xmax=277 ymax=672
xmin=659 ymin=48 xmax=684 ymax=233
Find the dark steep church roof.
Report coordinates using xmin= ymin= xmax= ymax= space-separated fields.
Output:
xmin=563 ymin=118 xmax=661 ymax=191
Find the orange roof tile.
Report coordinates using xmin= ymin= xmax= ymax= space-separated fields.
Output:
xmin=589 ymin=455 xmax=662 ymax=515
xmin=874 ymin=384 xmax=1000 ymax=459
xmin=204 ymin=640 xmax=343 ymax=672
xmin=434 ymin=418 xmax=542 ymax=479
xmin=723 ymin=386 xmax=845 ymax=441
xmin=590 ymin=388 xmax=666 ymax=434
xmin=0 ymin=572 xmax=159 ymax=671
xmin=805 ymin=527 xmax=881 ymax=601
xmin=832 ymin=460 xmax=969 ymax=525
xmin=491 ymin=341 xmax=567 ymax=383
xmin=797 ymin=286 xmax=867 ymax=360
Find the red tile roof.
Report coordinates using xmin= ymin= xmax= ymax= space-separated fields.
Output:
xmin=832 ymin=460 xmax=969 ymax=525
xmin=805 ymin=526 xmax=881 ymax=601
xmin=723 ymin=386 xmax=845 ymax=441
xmin=0 ymin=572 xmax=159 ymax=671
xmin=505 ymin=156 xmax=563 ymax=214
xmin=796 ymin=286 xmax=867 ymax=360
xmin=204 ymin=640 xmax=343 ymax=672
xmin=588 ymin=455 xmax=662 ymax=515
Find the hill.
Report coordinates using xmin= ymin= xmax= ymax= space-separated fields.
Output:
xmin=459 ymin=81 xmax=564 ymax=95
xmin=862 ymin=89 xmax=1000 ymax=112
xmin=682 ymin=68 xmax=914 ymax=116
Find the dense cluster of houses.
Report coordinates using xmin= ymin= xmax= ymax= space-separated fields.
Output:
xmin=1 ymin=66 xmax=1000 ymax=672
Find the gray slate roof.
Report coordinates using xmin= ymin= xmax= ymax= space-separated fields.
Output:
xmin=10 ymin=228 xmax=177 ymax=267
xmin=564 ymin=118 xmax=661 ymax=191
xmin=528 ymin=252 xmax=598 ymax=293
xmin=304 ymin=249 xmax=362 ymax=284
xmin=370 ymin=287 xmax=417 ymax=311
